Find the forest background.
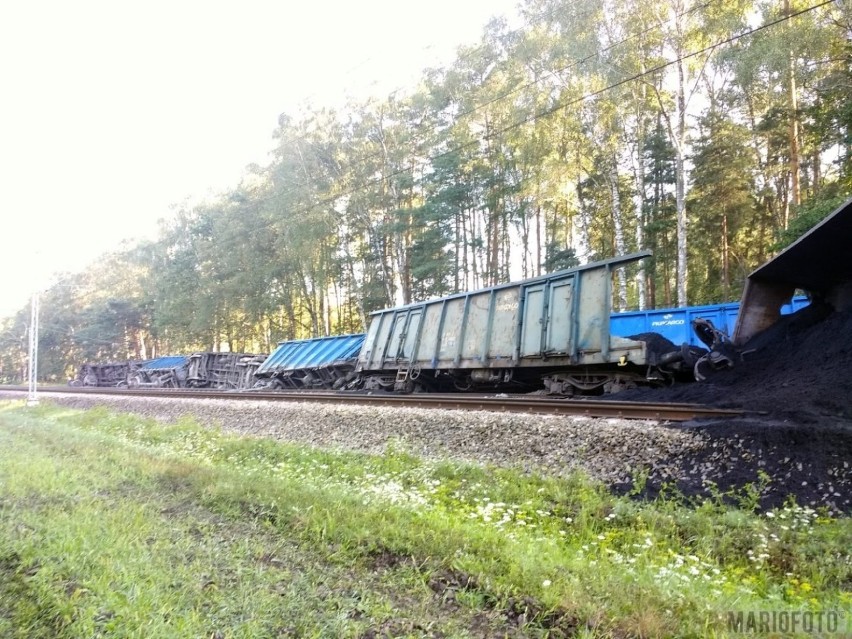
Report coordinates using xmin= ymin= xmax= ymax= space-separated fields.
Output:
xmin=2 ymin=0 xmax=851 ymax=381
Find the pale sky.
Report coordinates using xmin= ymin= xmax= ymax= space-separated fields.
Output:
xmin=0 ymin=0 xmax=520 ymax=318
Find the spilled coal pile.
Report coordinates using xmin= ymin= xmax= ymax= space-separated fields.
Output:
xmin=616 ymin=302 xmax=851 ymax=512
xmin=627 ymin=301 xmax=851 ymax=423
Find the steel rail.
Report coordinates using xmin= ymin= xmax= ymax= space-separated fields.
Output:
xmin=0 ymin=386 xmax=743 ymax=421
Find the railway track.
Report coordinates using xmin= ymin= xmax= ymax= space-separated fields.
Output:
xmin=0 ymin=386 xmax=744 ymax=421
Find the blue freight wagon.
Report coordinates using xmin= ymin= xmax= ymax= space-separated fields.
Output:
xmin=254 ymin=334 xmax=366 ymax=389
xmin=610 ymin=296 xmax=810 ymax=348
xmin=129 ymin=355 xmax=189 ymax=388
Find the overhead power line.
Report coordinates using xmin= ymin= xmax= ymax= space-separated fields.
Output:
xmin=259 ymin=0 xmax=712 ymax=205
xmin=134 ymin=0 xmax=838 ymax=263
xmin=257 ymin=0 xmax=837 ymax=222
xmin=497 ymin=0 xmax=837 ymax=136
xmin=262 ymin=0 xmax=596 ymax=171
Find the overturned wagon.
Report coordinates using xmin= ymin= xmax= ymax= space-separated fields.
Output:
xmin=129 ymin=353 xmax=266 ymax=389
xmin=186 ymin=352 xmax=266 ymax=389
xmin=129 ymin=356 xmax=189 ymax=388
xmin=253 ymin=334 xmax=366 ymax=389
xmin=355 ymin=252 xmax=675 ymax=394
xmin=70 ymin=361 xmax=139 ymax=387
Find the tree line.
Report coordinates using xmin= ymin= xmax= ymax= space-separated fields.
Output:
xmin=2 ymin=0 xmax=850 ymax=382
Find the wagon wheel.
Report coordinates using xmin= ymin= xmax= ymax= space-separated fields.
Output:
xmin=693 ymin=351 xmax=732 ymax=382
xmin=694 ymin=354 xmax=714 ymax=382
xmin=453 ymin=376 xmax=473 ymax=391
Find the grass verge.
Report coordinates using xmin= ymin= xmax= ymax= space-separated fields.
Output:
xmin=0 ymin=400 xmax=849 ymax=638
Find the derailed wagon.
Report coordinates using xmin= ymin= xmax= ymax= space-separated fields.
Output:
xmin=253 ymin=334 xmax=366 ymax=389
xmin=69 ymin=361 xmax=140 ymax=387
xmin=129 ymin=356 xmax=189 ymax=388
xmin=692 ymin=197 xmax=852 ymax=377
xmin=186 ymin=352 xmax=267 ymax=389
xmin=127 ymin=352 xmax=267 ymax=389
xmin=354 ymin=252 xmax=685 ymax=394
xmin=611 ymin=296 xmax=809 ymax=349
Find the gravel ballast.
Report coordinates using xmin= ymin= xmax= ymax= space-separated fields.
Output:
xmin=5 ymin=390 xmax=849 ymax=514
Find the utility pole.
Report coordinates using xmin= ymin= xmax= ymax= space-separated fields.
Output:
xmin=27 ymin=291 xmax=39 ymax=407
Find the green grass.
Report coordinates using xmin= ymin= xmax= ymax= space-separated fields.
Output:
xmin=0 ymin=400 xmax=849 ymax=638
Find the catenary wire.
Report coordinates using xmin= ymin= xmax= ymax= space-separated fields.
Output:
xmin=250 ymin=0 xmax=717 ymax=206
xmin=191 ymin=0 xmax=836 ymax=257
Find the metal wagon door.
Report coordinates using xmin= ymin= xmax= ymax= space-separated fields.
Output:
xmin=544 ymin=277 xmax=574 ymax=354
xmin=400 ymin=309 xmax=423 ymax=361
xmin=520 ymin=285 xmax=546 ymax=357
xmin=386 ymin=309 xmax=423 ymax=363
xmin=520 ymin=277 xmax=575 ymax=358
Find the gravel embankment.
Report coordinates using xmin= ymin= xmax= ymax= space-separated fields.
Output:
xmin=3 ymin=391 xmax=850 ymax=514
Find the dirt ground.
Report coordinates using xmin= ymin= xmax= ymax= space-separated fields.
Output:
xmin=617 ymin=304 xmax=852 ymax=512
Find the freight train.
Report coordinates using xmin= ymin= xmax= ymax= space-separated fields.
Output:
xmin=67 ymin=198 xmax=852 ymax=396
xmin=71 ymin=223 xmax=839 ymax=397
xmin=73 ymin=252 xmax=697 ymax=394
